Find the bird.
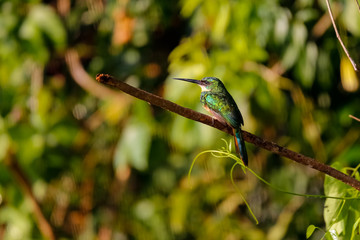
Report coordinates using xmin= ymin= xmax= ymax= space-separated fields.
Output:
xmin=174 ymin=77 xmax=248 ymax=166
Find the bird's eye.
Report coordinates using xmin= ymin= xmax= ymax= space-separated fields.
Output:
xmin=202 ymin=80 xmax=210 ymax=85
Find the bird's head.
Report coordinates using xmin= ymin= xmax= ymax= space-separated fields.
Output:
xmin=174 ymin=77 xmax=224 ymax=92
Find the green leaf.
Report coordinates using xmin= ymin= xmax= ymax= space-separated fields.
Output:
xmin=324 ymin=163 xmax=360 ymax=239
xmin=306 ymin=224 xmax=316 ymax=239
xmin=324 ymin=163 xmax=348 ymax=226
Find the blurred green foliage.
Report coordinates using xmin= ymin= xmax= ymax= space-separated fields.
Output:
xmin=0 ymin=0 xmax=360 ymax=239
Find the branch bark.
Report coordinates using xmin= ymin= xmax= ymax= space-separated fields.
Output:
xmin=96 ymin=73 xmax=360 ymax=192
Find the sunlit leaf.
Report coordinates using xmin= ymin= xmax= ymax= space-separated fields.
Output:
xmin=306 ymin=224 xmax=316 ymax=238
xmin=340 ymin=57 xmax=358 ymax=92
xmin=324 ymin=164 xmax=347 ymax=227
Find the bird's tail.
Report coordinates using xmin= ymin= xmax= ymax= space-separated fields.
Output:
xmin=233 ymin=128 xmax=248 ymax=166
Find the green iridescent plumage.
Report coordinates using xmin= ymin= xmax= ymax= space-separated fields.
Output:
xmin=175 ymin=77 xmax=248 ymax=166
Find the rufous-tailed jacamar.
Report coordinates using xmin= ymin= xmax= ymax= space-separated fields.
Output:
xmin=175 ymin=77 xmax=248 ymax=166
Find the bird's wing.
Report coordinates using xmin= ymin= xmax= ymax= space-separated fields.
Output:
xmin=202 ymin=93 xmax=243 ymax=127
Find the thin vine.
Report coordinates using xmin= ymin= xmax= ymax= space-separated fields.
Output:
xmin=187 ymin=140 xmax=360 ymax=223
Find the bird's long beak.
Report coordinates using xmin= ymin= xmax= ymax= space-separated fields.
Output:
xmin=173 ymin=78 xmax=202 ymax=85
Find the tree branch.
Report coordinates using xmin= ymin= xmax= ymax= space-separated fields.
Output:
xmin=96 ymin=73 xmax=360 ymax=192
xmin=5 ymin=152 xmax=55 ymax=240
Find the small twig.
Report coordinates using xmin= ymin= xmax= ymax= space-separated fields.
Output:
xmin=312 ymin=4 xmax=340 ymax=38
xmin=5 ymin=152 xmax=55 ymax=240
xmin=96 ymin=73 xmax=360 ymax=192
xmin=325 ymin=0 xmax=358 ymax=71
xmin=349 ymin=114 xmax=360 ymax=122
xmin=65 ymin=49 xmax=122 ymax=99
